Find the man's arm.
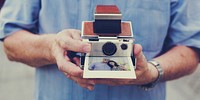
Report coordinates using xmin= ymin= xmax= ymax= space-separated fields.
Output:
xmin=3 ymin=29 xmax=96 ymax=90
xmin=155 ymin=45 xmax=199 ymax=81
xmin=93 ymin=44 xmax=199 ymax=85
xmin=3 ymin=30 xmax=56 ymax=67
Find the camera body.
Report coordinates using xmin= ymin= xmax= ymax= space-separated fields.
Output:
xmin=81 ymin=21 xmax=135 ymax=69
xmin=81 ymin=5 xmax=136 ymax=79
xmin=83 ymin=36 xmax=134 ymax=57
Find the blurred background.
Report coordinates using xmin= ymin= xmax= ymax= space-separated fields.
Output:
xmin=0 ymin=0 xmax=200 ymax=100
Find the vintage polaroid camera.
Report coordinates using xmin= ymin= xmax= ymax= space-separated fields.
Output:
xmin=81 ymin=5 xmax=136 ymax=79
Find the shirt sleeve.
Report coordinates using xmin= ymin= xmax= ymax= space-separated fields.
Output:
xmin=164 ymin=0 xmax=200 ymax=58
xmin=0 ymin=0 xmax=41 ymax=41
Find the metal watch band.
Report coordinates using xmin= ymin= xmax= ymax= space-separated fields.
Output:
xmin=148 ymin=60 xmax=164 ymax=82
xmin=140 ymin=60 xmax=164 ymax=91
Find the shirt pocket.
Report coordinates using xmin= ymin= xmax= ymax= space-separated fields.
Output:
xmin=123 ymin=0 xmax=170 ymax=51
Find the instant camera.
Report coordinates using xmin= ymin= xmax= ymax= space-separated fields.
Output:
xmin=81 ymin=5 xmax=136 ymax=79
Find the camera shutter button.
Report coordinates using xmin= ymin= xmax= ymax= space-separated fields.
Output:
xmin=121 ymin=44 xmax=128 ymax=50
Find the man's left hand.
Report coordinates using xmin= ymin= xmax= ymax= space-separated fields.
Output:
xmin=94 ymin=44 xmax=159 ymax=86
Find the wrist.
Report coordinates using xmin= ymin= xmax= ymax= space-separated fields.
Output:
xmin=48 ymin=34 xmax=57 ymax=64
xmin=140 ymin=60 xmax=164 ymax=90
xmin=147 ymin=62 xmax=159 ymax=83
xmin=39 ymin=34 xmax=57 ymax=64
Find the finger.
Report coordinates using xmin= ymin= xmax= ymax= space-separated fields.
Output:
xmin=59 ymin=36 xmax=91 ymax=53
xmin=134 ymin=44 xmax=148 ymax=70
xmin=111 ymin=79 xmax=136 ymax=85
xmin=55 ymin=47 xmax=83 ymax=77
xmin=64 ymin=51 xmax=71 ymax=62
xmin=59 ymin=29 xmax=81 ymax=38
xmin=57 ymin=29 xmax=91 ymax=53
xmin=69 ymin=29 xmax=82 ymax=40
xmin=58 ymin=59 xmax=83 ymax=77
xmin=69 ymin=75 xmax=95 ymax=85
xmin=79 ymin=83 xmax=94 ymax=90
xmin=95 ymin=79 xmax=118 ymax=86
xmin=95 ymin=78 xmax=138 ymax=86
xmin=83 ymin=84 xmax=94 ymax=91
xmin=73 ymin=57 xmax=80 ymax=66
xmin=66 ymin=74 xmax=94 ymax=90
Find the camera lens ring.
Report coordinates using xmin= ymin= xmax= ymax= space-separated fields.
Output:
xmin=102 ymin=42 xmax=117 ymax=56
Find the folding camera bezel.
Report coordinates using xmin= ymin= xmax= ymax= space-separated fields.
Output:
xmin=80 ymin=21 xmax=136 ymax=79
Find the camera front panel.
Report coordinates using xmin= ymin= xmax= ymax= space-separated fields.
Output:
xmin=83 ymin=39 xmax=134 ymax=57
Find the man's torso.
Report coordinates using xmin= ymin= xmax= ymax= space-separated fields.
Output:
xmin=36 ymin=0 xmax=170 ymax=100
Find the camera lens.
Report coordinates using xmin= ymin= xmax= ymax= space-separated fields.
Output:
xmin=102 ymin=42 xmax=117 ymax=56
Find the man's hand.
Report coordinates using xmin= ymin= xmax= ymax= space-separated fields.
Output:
xmin=94 ymin=44 xmax=159 ymax=86
xmin=51 ymin=29 xmax=95 ymax=90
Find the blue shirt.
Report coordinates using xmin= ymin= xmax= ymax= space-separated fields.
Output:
xmin=1 ymin=0 xmax=200 ymax=100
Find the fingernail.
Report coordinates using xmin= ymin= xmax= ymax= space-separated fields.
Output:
xmin=83 ymin=45 xmax=91 ymax=53
xmin=67 ymin=75 xmax=71 ymax=78
xmin=87 ymin=86 xmax=94 ymax=91
xmin=89 ymin=81 xmax=95 ymax=85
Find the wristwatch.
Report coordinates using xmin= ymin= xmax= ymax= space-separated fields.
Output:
xmin=140 ymin=60 xmax=164 ymax=91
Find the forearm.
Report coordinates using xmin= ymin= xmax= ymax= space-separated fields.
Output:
xmin=3 ymin=30 xmax=56 ymax=67
xmin=154 ymin=46 xmax=199 ymax=81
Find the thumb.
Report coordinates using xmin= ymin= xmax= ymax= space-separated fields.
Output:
xmin=134 ymin=44 xmax=148 ymax=70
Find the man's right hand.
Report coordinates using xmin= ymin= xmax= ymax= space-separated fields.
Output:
xmin=51 ymin=29 xmax=95 ymax=90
